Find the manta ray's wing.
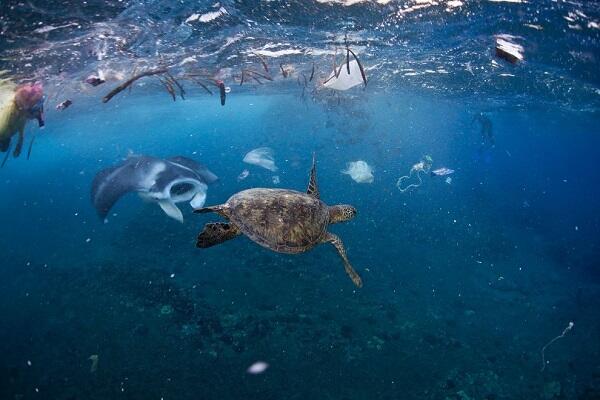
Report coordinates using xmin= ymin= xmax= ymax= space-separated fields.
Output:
xmin=167 ymin=156 xmax=218 ymax=183
xmin=91 ymin=158 xmax=149 ymax=219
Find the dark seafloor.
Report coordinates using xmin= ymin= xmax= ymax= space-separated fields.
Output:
xmin=1 ymin=1 xmax=600 ymax=399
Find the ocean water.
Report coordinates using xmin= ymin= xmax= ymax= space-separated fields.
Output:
xmin=1 ymin=1 xmax=600 ymax=399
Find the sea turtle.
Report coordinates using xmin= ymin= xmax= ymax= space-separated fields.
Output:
xmin=194 ymin=156 xmax=363 ymax=287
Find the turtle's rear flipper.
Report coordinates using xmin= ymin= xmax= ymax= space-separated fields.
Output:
xmin=197 ymin=223 xmax=240 ymax=248
xmin=323 ymin=232 xmax=363 ymax=288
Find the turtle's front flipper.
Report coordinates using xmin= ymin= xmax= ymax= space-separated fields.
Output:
xmin=197 ymin=222 xmax=240 ymax=248
xmin=322 ymin=232 xmax=363 ymax=287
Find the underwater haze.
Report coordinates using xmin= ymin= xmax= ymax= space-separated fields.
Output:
xmin=1 ymin=1 xmax=600 ymax=399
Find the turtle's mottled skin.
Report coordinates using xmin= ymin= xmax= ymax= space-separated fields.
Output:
xmin=195 ymin=155 xmax=363 ymax=287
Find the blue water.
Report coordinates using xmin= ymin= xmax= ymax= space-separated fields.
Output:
xmin=1 ymin=1 xmax=600 ymax=399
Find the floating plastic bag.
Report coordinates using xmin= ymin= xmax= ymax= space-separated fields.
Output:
xmin=341 ymin=160 xmax=374 ymax=183
xmin=243 ymin=147 xmax=278 ymax=172
xmin=323 ymin=60 xmax=364 ymax=91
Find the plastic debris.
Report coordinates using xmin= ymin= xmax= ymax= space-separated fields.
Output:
xmin=323 ymin=60 xmax=364 ymax=91
xmin=243 ymin=147 xmax=278 ymax=172
xmin=247 ymin=361 xmax=269 ymax=374
xmin=85 ymin=75 xmax=105 ymax=86
xmin=237 ymin=169 xmax=250 ymax=181
xmin=56 ymin=99 xmax=72 ymax=110
xmin=185 ymin=7 xmax=228 ymax=24
xmin=397 ymin=155 xmax=433 ymax=192
xmin=495 ymin=36 xmax=524 ymax=64
xmin=89 ymin=355 xmax=99 ymax=373
xmin=431 ymin=167 xmax=455 ymax=177
xmin=540 ymin=321 xmax=574 ymax=372
xmin=341 ymin=160 xmax=374 ymax=183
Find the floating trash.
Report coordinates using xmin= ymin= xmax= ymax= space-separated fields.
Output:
xmin=397 ymin=155 xmax=433 ymax=192
xmin=540 ymin=321 xmax=574 ymax=372
xmin=431 ymin=167 xmax=455 ymax=177
xmin=85 ymin=75 xmax=105 ymax=86
xmin=323 ymin=60 xmax=364 ymax=91
xmin=445 ymin=177 xmax=452 ymax=185
xmin=185 ymin=6 xmax=228 ymax=24
xmin=243 ymin=147 xmax=278 ymax=172
xmin=272 ymin=175 xmax=280 ymax=184
xmin=56 ymin=99 xmax=72 ymax=110
xmin=247 ymin=361 xmax=269 ymax=374
xmin=160 ymin=305 xmax=174 ymax=315
xmin=495 ymin=35 xmax=524 ymax=64
xmin=88 ymin=354 xmax=99 ymax=373
xmin=341 ymin=160 xmax=374 ymax=183
xmin=237 ymin=169 xmax=250 ymax=181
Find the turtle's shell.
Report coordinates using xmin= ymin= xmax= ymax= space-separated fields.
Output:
xmin=226 ymin=188 xmax=329 ymax=254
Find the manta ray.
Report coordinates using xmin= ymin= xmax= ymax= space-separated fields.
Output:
xmin=91 ymin=155 xmax=217 ymax=223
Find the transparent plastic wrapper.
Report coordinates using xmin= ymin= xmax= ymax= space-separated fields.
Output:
xmin=243 ymin=147 xmax=278 ymax=172
xmin=341 ymin=160 xmax=374 ymax=183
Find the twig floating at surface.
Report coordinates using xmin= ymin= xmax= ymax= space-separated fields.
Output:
xmin=348 ymin=48 xmax=368 ymax=87
xmin=344 ymin=34 xmax=351 ymax=74
xmin=166 ymin=72 xmax=185 ymax=100
xmin=241 ymin=69 xmax=273 ymax=86
xmin=129 ymin=67 xmax=138 ymax=94
xmin=189 ymin=78 xmax=213 ymax=95
xmin=215 ymin=80 xmax=226 ymax=106
xmin=332 ymin=48 xmax=340 ymax=78
xmin=249 ymin=74 xmax=262 ymax=85
xmin=300 ymin=73 xmax=307 ymax=87
xmin=246 ymin=69 xmax=273 ymax=82
xmin=323 ymin=62 xmax=344 ymax=85
xmin=102 ymin=67 xmax=168 ymax=103
xmin=159 ymin=78 xmax=177 ymax=101
xmin=346 ymin=48 xmax=350 ymax=74
xmin=252 ymin=52 xmax=270 ymax=74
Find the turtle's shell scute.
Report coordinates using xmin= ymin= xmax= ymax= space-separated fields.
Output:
xmin=227 ymin=188 xmax=329 ymax=253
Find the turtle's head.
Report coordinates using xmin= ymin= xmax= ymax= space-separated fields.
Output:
xmin=329 ymin=204 xmax=356 ymax=224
